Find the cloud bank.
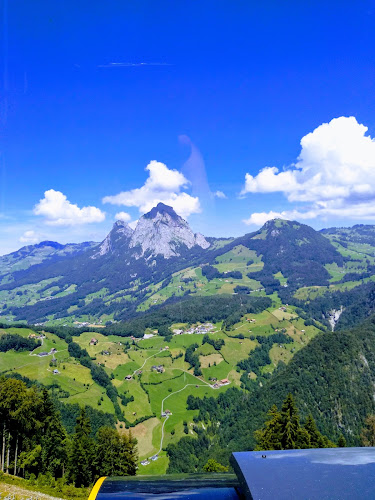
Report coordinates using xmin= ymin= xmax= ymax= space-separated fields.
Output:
xmin=34 ymin=189 xmax=105 ymax=226
xmin=242 ymin=116 xmax=375 ymax=225
xmin=115 ymin=211 xmax=131 ymax=222
xmin=19 ymin=230 xmax=40 ymax=244
xmin=103 ymin=160 xmax=201 ymax=219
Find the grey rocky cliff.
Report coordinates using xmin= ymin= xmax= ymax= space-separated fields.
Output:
xmin=91 ymin=220 xmax=134 ymax=259
xmin=91 ymin=203 xmax=210 ymax=260
xmin=130 ymin=203 xmax=210 ymax=259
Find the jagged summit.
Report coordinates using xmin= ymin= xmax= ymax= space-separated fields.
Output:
xmin=143 ymin=202 xmax=180 ymax=221
xmin=92 ymin=203 xmax=210 ymax=260
xmin=130 ymin=204 xmax=210 ymax=259
xmin=91 ymin=220 xmax=134 ymax=259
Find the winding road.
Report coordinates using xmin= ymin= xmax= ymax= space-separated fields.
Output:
xmin=154 ymin=369 xmax=225 ymax=456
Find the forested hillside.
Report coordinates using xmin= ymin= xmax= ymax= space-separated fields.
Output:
xmin=0 ymin=214 xmax=366 ymax=326
xmin=166 ymin=315 xmax=375 ymax=471
xmin=0 ymin=377 xmax=137 ymax=494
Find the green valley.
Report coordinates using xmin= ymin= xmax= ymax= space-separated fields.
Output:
xmin=0 ymin=294 xmax=323 ymax=474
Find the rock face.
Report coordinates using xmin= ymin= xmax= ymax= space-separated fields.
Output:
xmin=91 ymin=220 xmax=134 ymax=259
xmin=93 ymin=203 xmax=210 ymax=261
xmin=130 ymin=203 xmax=210 ymax=259
xmin=328 ymin=306 xmax=344 ymax=331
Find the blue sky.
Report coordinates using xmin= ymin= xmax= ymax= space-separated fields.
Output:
xmin=1 ymin=1 xmax=375 ymax=254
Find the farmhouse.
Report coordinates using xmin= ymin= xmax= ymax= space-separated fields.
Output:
xmin=151 ymin=365 xmax=165 ymax=373
xmin=38 ymin=352 xmax=49 ymax=357
xmin=53 ymin=369 xmax=59 ymax=375
xmin=140 ymin=460 xmax=150 ymax=466
xmin=219 ymin=378 xmax=230 ymax=386
xmin=90 ymin=338 xmax=98 ymax=345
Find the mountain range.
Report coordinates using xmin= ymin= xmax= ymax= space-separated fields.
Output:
xmin=1 ymin=202 xmax=375 ymax=327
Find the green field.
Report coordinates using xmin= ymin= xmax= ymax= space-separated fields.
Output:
xmin=0 ymin=302 xmax=322 ymax=474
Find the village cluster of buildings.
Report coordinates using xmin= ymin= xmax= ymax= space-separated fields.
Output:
xmin=173 ymin=323 xmax=214 ymax=335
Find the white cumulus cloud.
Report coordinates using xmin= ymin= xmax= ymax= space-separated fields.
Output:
xmin=214 ymin=190 xmax=227 ymax=199
xmin=19 ymin=230 xmax=40 ymax=244
xmin=34 ymin=189 xmax=105 ymax=226
xmin=115 ymin=211 xmax=131 ymax=222
xmin=242 ymin=116 xmax=375 ymax=225
xmin=103 ymin=160 xmax=201 ymax=219
xmin=243 ymin=209 xmax=318 ymax=226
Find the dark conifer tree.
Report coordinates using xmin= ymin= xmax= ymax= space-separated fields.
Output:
xmin=280 ymin=393 xmax=300 ymax=449
xmin=68 ymin=408 xmax=96 ymax=487
xmin=41 ymin=412 xmax=68 ymax=478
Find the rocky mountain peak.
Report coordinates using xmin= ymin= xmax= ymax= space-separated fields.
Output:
xmin=91 ymin=220 xmax=134 ymax=259
xmin=130 ymin=204 xmax=210 ymax=259
xmin=143 ymin=202 xmax=180 ymax=221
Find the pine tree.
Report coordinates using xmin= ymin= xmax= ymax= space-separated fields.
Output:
xmin=96 ymin=427 xmax=120 ymax=476
xmin=303 ymin=414 xmax=325 ymax=448
xmin=254 ymin=404 xmax=282 ymax=450
xmin=68 ymin=408 xmax=96 ymax=487
xmin=280 ymin=394 xmax=300 ymax=449
xmin=41 ymin=412 xmax=68 ymax=478
xmin=254 ymin=395 xmax=334 ymax=451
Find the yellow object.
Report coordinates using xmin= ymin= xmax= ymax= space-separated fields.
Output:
xmin=88 ymin=477 xmax=107 ymax=499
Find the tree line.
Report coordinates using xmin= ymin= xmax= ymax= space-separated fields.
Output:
xmin=0 ymin=377 xmax=137 ymax=489
xmin=0 ymin=333 xmax=40 ymax=352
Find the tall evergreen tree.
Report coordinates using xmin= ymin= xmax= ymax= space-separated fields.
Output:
xmin=68 ymin=408 xmax=96 ymax=487
xmin=280 ymin=393 xmax=300 ymax=449
xmin=304 ymin=414 xmax=325 ymax=448
xmin=255 ymin=395 xmax=335 ymax=451
xmin=41 ymin=412 xmax=68 ymax=478
xmin=254 ymin=405 xmax=282 ymax=450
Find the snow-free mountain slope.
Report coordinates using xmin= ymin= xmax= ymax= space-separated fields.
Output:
xmin=129 ymin=203 xmax=210 ymax=259
xmin=0 ymin=240 xmax=98 ymax=282
xmin=91 ymin=221 xmax=134 ymax=259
